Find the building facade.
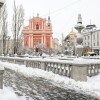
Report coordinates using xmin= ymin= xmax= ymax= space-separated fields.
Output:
xmin=23 ymin=14 xmax=53 ymax=52
xmin=64 ymin=30 xmax=77 ymax=55
xmin=52 ymin=38 xmax=62 ymax=54
xmin=82 ymin=28 xmax=100 ymax=55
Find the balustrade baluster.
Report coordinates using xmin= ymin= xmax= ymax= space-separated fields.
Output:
xmin=90 ymin=65 xmax=92 ymax=76
xmin=59 ymin=64 xmax=62 ymax=75
xmin=51 ymin=63 xmax=53 ymax=72
xmin=49 ymin=63 xmax=52 ymax=71
xmin=52 ymin=63 xmax=55 ymax=73
xmin=63 ymin=64 xmax=66 ymax=76
xmin=28 ymin=61 xmax=30 ymax=67
xmin=14 ymin=59 xmax=16 ymax=64
xmin=35 ymin=62 xmax=37 ymax=68
xmin=61 ymin=66 xmax=64 ymax=75
xmin=95 ymin=65 xmax=98 ymax=75
xmin=38 ymin=62 xmax=41 ymax=69
xmin=46 ymin=63 xmax=49 ymax=71
xmin=31 ymin=62 xmax=33 ymax=67
xmin=87 ymin=66 xmax=89 ymax=76
xmin=97 ymin=65 xmax=99 ymax=74
xmin=33 ymin=61 xmax=35 ymax=68
xmin=57 ymin=64 xmax=60 ymax=74
xmin=55 ymin=64 xmax=58 ymax=74
xmin=36 ymin=62 xmax=38 ymax=68
xmin=48 ymin=63 xmax=50 ymax=71
xmin=54 ymin=64 xmax=57 ymax=74
xmin=94 ymin=64 xmax=96 ymax=75
xmin=33 ymin=62 xmax=35 ymax=67
xmin=69 ymin=65 xmax=72 ymax=77
xmin=37 ymin=62 xmax=39 ymax=68
xmin=30 ymin=62 xmax=32 ymax=67
xmin=45 ymin=62 xmax=47 ymax=71
xmin=91 ymin=65 xmax=94 ymax=76
xmin=93 ymin=65 xmax=95 ymax=76
xmin=67 ymin=65 xmax=71 ymax=77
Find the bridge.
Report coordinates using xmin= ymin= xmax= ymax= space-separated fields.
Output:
xmin=0 ymin=56 xmax=100 ymax=87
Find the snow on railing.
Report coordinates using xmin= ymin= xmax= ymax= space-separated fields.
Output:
xmin=0 ymin=56 xmax=100 ymax=81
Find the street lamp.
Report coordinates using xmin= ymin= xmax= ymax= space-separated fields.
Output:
xmin=86 ymin=24 xmax=96 ymax=52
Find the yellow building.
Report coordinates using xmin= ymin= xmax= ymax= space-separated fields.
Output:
xmin=64 ymin=29 xmax=77 ymax=55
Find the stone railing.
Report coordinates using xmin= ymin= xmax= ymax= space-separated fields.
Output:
xmin=0 ymin=56 xmax=100 ymax=81
xmin=0 ymin=66 xmax=4 ymax=89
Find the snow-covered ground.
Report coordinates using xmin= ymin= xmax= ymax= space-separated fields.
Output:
xmin=0 ymin=60 xmax=100 ymax=99
xmin=0 ymin=86 xmax=27 ymax=100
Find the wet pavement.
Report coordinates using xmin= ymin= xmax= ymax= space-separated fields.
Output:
xmin=3 ymin=68 xmax=100 ymax=100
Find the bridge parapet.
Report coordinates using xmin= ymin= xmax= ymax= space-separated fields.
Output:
xmin=0 ymin=56 xmax=100 ymax=81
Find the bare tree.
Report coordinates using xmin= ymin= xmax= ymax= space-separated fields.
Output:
xmin=12 ymin=0 xmax=24 ymax=54
xmin=0 ymin=2 xmax=8 ymax=55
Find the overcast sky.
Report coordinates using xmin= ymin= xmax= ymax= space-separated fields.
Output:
xmin=6 ymin=0 xmax=100 ymax=42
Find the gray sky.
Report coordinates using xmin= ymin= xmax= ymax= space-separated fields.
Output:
xmin=6 ymin=0 xmax=100 ymax=42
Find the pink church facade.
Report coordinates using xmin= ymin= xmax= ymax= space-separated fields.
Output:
xmin=23 ymin=14 xmax=53 ymax=52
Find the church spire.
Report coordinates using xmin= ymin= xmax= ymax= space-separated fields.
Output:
xmin=48 ymin=16 xmax=50 ymax=20
xmin=37 ymin=13 xmax=39 ymax=17
xmin=47 ymin=16 xmax=52 ymax=29
xmin=48 ymin=16 xmax=51 ymax=24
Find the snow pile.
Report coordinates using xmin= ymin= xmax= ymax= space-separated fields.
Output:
xmin=0 ymin=61 xmax=100 ymax=98
xmin=0 ymin=86 xmax=26 ymax=100
xmin=73 ymin=58 xmax=100 ymax=64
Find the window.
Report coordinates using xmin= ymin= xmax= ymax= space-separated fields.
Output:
xmin=97 ymin=41 xmax=99 ymax=46
xmin=36 ymin=24 xmax=39 ymax=30
xmin=88 ymin=42 xmax=89 ymax=46
xmin=97 ymin=33 xmax=99 ymax=40
xmin=94 ymin=42 xmax=95 ymax=46
xmin=93 ymin=34 xmax=95 ymax=40
xmin=48 ymin=24 xmax=50 ymax=27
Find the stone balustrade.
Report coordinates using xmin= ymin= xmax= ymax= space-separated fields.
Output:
xmin=0 ymin=56 xmax=100 ymax=81
xmin=0 ymin=66 xmax=4 ymax=89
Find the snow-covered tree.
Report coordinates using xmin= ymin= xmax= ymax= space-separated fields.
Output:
xmin=12 ymin=0 xmax=24 ymax=54
xmin=0 ymin=2 xmax=8 ymax=55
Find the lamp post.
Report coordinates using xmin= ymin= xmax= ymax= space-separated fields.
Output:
xmin=86 ymin=24 xmax=96 ymax=52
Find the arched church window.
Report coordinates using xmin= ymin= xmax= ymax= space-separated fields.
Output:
xmin=48 ymin=24 xmax=50 ymax=27
xmin=36 ymin=23 xmax=39 ymax=30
